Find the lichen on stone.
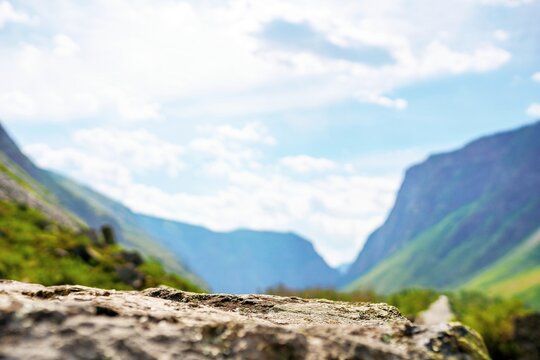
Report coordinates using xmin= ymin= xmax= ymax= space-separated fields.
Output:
xmin=0 ymin=280 xmax=490 ymax=359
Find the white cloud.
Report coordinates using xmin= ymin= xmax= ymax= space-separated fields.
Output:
xmin=189 ymin=122 xmax=274 ymax=173
xmin=478 ymin=0 xmax=535 ymax=6
xmin=533 ymin=72 xmax=540 ymax=82
xmin=363 ymin=94 xmax=408 ymax=110
xmin=24 ymin=123 xmax=406 ymax=266
xmin=526 ymin=103 xmax=540 ymax=118
xmin=416 ymin=42 xmax=510 ymax=75
xmin=53 ymin=34 xmax=79 ymax=57
xmin=116 ymin=97 xmax=161 ymax=122
xmin=108 ymin=171 xmax=400 ymax=267
xmin=0 ymin=0 xmax=515 ymax=122
xmin=493 ymin=29 xmax=509 ymax=41
xmin=0 ymin=1 xmax=31 ymax=28
xmin=25 ymin=143 xmax=133 ymax=191
xmin=27 ymin=127 xmax=185 ymax=181
xmin=73 ymin=128 xmax=185 ymax=177
xmin=280 ymin=155 xmax=337 ymax=173
xmin=0 ymin=91 xmax=35 ymax=117
xmin=200 ymin=122 xmax=276 ymax=145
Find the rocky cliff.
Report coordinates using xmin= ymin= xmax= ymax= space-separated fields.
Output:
xmin=0 ymin=280 xmax=489 ymax=359
xmin=344 ymin=121 xmax=540 ymax=297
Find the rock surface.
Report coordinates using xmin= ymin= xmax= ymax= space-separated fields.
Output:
xmin=0 ymin=280 xmax=489 ymax=359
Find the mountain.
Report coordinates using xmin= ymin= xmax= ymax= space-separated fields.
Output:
xmin=344 ymin=121 xmax=540 ymax=306
xmin=0 ymin=125 xmax=202 ymax=292
xmin=0 ymin=122 xmax=338 ymax=293
xmin=465 ymin=227 xmax=540 ymax=306
xmin=137 ymin=214 xmax=339 ymax=293
xmin=0 ymin=123 xmax=199 ymax=283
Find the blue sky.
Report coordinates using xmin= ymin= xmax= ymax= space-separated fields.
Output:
xmin=1 ymin=0 xmax=539 ymax=266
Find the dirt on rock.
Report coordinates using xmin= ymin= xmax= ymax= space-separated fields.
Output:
xmin=0 ymin=280 xmax=489 ymax=359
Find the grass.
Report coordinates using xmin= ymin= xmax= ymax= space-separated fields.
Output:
xmin=49 ymin=172 xmax=197 ymax=281
xmin=0 ymin=199 xmax=203 ymax=292
xmin=465 ymin=228 xmax=540 ymax=309
xmin=0 ymin=161 xmax=33 ymax=190
xmin=347 ymin=199 xmax=540 ymax=311
xmin=346 ymin=202 xmax=478 ymax=293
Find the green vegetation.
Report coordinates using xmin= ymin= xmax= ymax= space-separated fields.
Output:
xmin=465 ymin=228 xmax=540 ymax=309
xmin=267 ymin=285 xmax=378 ymax=303
xmin=48 ymin=172 xmax=198 ymax=281
xmin=384 ymin=288 xmax=440 ymax=317
xmin=0 ymin=153 xmax=58 ymax=199
xmin=0 ymin=200 xmax=203 ymax=292
xmin=449 ymin=291 xmax=527 ymax=359
xmin=344 ymin=121 xmax=540 ymax=308
xmin=347 ymin=200 xmax=540 ymax=311
xmin=0 ymin=160 xmax=32 ymax=190
xmin=267 ymin=286 xmax=532 ymax=359
xmin=347 ymin=203 xmax=479 ymax=293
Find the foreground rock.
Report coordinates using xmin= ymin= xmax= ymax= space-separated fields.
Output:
xmin=0 ymin=281 xmax=488 ymax=359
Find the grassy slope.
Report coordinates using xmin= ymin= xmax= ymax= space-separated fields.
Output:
xmin=465 ymin=228 xmax=540 ymax=308
xmin=0 ymin=155 xmax=85 ymax=231
xmin=0 ymin=200 xmax=203 ymax=292
xmin=0 ymin=126 xmax=204 ymax=291
xmin=346 ymin=203 xmax=478 ymax=293
xmin=347 ymin=196 xmax=540 ymax=310
xmin=344 ymin=121 xmax=540 ymax=306
xmin=49 ymin=173 xmax=195 ymax=278
xmin=0 ymin=123 xmax=201 ymax=286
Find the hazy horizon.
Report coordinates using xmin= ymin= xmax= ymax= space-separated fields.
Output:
xmin=1 ymin=0 xmax=539 ymax=266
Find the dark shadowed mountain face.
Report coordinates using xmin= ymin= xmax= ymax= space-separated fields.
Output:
xmin=344 ymin=121 xmax=540 ymax=296
xmin=136 ymin=215 xmax=339 ymax=293
xmin=0 ymin=122 xmax=338 ymax=294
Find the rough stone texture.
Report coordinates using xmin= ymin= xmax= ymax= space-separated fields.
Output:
xmin=0 ymin=280 xmax=489 ymax=360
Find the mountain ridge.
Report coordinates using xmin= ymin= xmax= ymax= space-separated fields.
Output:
xmin=0 ymin=122 xmax=199 ymax=282
xmin=136 ymin=213 xmax=339 ymax=293
xmin=344 ymin=120 xmax=540 ymax=307
xmin=0 ymin=121 xmax=338 ymax=293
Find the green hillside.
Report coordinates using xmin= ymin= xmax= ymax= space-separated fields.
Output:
xmin=465 ymin=228 xmax=540 ymax=308
xmin=0 ymin=122 xmax=202 ymax=286
xmin=0 ymin=199 xmax=202 ymax=291
xmin=0 ymin=123 xmax=203 ymax=292
xmin=346 ymin=202 xmax=480 ymax=293
xmin=345 ymin=121 xmax=540 ymax=307
xmin=0 ymin=201 xmax=201 ymax=291
xmin=45 ymin=171 xmax=202 ymax=283
xmin=347 ymin=204 xmax=540 ymax=308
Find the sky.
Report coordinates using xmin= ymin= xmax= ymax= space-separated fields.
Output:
xmin=0 ymin=0 xmax=539 ymax=266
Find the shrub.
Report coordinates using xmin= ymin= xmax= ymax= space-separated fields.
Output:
xmin=0 ymin=200 xmax=204 ymax=293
